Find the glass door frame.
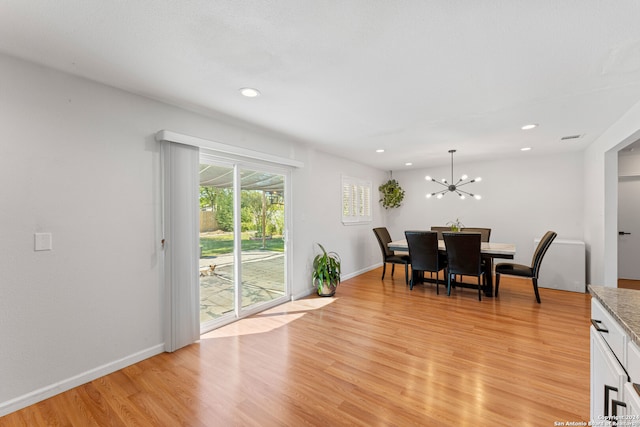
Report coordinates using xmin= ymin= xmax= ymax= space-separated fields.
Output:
xmin=199 ymin=153 xmax=292 ymax=333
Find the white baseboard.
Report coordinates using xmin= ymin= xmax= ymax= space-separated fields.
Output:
xmin=0 ymin=344 xmax=164 ymax=417
xmin=292 ymin=288 xmax=315 ymax=300
xmin=292 ymin=263 xmax=382 ymax=300
xmin=342 ymin=263 xmax=381 ymax=281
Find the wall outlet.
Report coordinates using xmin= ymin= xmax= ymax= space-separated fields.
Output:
xmin=34 ymin=233 xmax=52 ymax=251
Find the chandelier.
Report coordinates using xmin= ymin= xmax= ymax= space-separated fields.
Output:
xmin=425 ymin=150 xmax=482 ymax=200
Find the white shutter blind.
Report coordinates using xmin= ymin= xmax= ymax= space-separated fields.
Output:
xmin=342 ymin=182 xmax=351 ymax=216
xmin=351 ymin=184 xmax=358 ymax=217
xmin=361 ymin=185 xmax=371 ymax=217
xmin=342 ymin=176 xmax=372 ymax=224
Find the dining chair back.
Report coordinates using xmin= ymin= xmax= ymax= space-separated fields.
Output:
xmin=373 ymin=227 xmax=410 ymax=284
xmin=443 ymin=232 xmax=485 ymax=300
xmin=405 ymin=230 xmax=447 ymax=292
xmin=430 ymin=226 xmax=450 ymax=240
xmin=460 ymin=227 xmax=491 ymax=242
xmin=531 ymin=231 xmax=557 ymax=277
xmin=494 ymin=231 xmax=557 ymax=303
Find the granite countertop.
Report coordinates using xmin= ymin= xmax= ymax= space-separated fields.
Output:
xmin=589 ymin=285 xmax=640 ymax=347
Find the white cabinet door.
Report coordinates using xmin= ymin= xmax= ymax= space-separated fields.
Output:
xmin=624 ymin=383 xmax=640 ymax=416
xmin=592 ymin=326 xmax=628 ymax=421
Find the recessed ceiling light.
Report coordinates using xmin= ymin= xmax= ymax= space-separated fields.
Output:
xmin=376 ymin=149 xmax=385 ymax=153
xmin=521 ymin=147 xmax=532 ymax=151
xmin=405 ymin=162 xmax=413 ymax=166
xmin=521 ymin=123 xmax=538 ymax=130
xmin=239 ymin=87 xmax=261 ymax=97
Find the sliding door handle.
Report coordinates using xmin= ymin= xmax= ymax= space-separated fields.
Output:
xmin=619 ymin=231 xmax=631 ymax=235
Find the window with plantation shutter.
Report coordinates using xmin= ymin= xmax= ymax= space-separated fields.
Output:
xmin=342 ymin=175 xmax=372 ymax=224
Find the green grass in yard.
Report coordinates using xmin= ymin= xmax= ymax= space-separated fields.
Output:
xmin=200 ymin=234 xmax=284 ymax=257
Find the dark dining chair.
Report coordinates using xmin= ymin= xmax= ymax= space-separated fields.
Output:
xmin=443 ymin=232 xmax=485 ymax=301
xmin=460 ymin=227 xmax=491 ymax=242
xmin=494 ymin=231 xmax=557 ymax=304
xmin=460 ymin=228 xmax=492 ymax=277
xmin=373 ymin=227 xmax=410 ymax=284
xmin=405 ymin=230 xmax=447 ymax=293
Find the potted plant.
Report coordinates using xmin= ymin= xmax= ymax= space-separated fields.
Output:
xmin=312 ymin=243 xmax=341 ymax=297
xmin=447 ymin=218 xmax=464 ymax=232
xmin=379 ymin=178 xmax=405 ymax=209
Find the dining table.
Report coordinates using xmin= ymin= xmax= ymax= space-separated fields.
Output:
xmin=388 ymin=239 xmax=516 ymax=297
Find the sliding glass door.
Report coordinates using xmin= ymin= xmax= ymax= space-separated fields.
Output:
xmin=199 ymin=162 xmax=236 ymax=323
xmin=199 ymin=158 xmax=289 ymax=331
xmin=239 ymin=169 xmax=286 ymax=309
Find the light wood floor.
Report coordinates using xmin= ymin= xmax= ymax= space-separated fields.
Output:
xmin=619 ymin=278 xmax=640 ymax=290
xmin=2 ymin=269 xmax=592 ymax=426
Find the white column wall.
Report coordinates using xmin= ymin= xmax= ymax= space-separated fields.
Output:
xmin=584 ymin=101 xmax=640 ymax=287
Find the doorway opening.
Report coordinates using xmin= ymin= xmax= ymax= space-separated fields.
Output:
xmin=618 ymin=139 xmax=640 ymax=288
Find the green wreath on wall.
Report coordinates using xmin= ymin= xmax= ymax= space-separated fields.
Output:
xmin=378 ymin=178 xmax=405 ymax=209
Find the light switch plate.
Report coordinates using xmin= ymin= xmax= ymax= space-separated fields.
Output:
xmin=34 ymin=233 xmax=52 ymax=251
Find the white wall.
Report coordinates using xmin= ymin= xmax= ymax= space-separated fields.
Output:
xmin=0 ymin=54 xmax=384 ymax=414
xmin=291 ymin=150 xmax=388 ymax=299
xmin=388 ymin=152 xmax=584 ymax=266
xmin=620 ymin=150 xmax=640 ymax=176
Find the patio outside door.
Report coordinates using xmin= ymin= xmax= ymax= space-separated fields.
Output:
xmin=199 ymin=159 xmax=288 ymax=331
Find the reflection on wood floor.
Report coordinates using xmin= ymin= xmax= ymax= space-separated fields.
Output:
xmin=2 ymin=269 xmax=591 ymax=426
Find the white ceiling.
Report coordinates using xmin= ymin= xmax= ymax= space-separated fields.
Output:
xmin=2 ymin=1 xmax=640 ymax=170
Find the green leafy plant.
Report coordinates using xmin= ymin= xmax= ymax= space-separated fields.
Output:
xmin=312 ymin=243 xmax=341 ymax=296
xmin=446 ymin=218 xmax=465 ymax=232
xmin=378 ymin=179 xmax=405 ymax=209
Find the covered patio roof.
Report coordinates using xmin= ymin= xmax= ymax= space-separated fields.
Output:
xmin=199 ymin=164 xmax=284 ymax=192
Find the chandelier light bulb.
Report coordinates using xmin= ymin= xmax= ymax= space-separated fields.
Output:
xmin=475 ymin=177 xmax=482 ymax=182
xmin=441 ymin=178 xmax=447 ymax=183
xmin=437 ymin=193 xmax=443 ymax=199
xmin=461 ymin=174 xmax=468 ymax=180
xmin=474 ymin=194 xmax=482 ymax=200
xmin=426 ymin=193 xmax=432 ymax=198
xmin=425 ymin=176 xmax=432 ymax=181
xmin=460 ymin=194 xmax=466 ymax=199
